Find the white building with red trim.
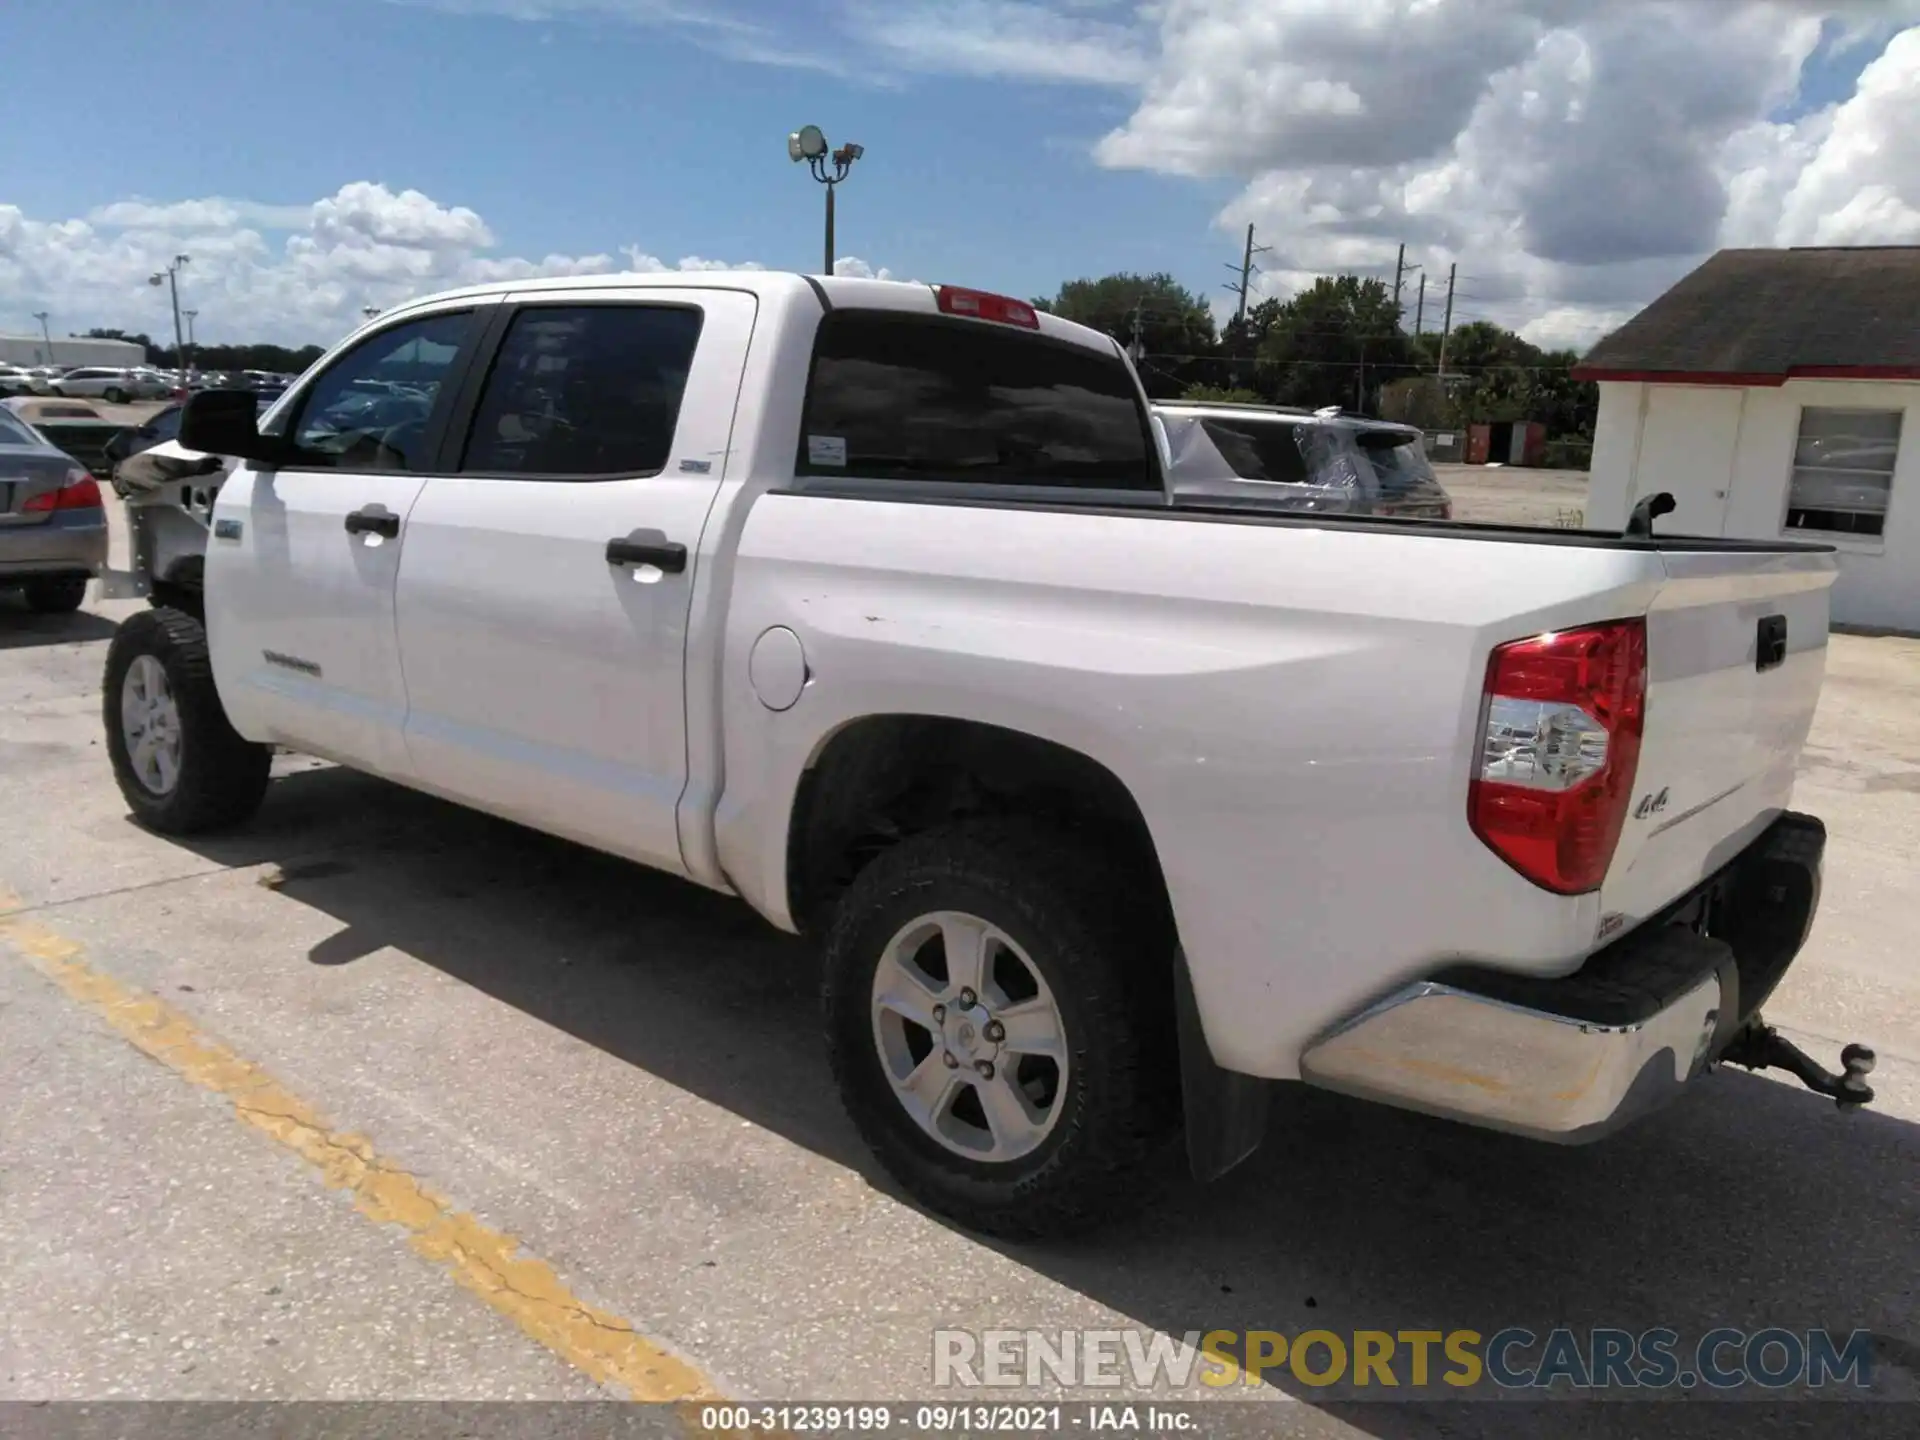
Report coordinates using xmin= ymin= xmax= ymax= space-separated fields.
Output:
xmin=1576 ymin=246 xmax=1920 ymax=633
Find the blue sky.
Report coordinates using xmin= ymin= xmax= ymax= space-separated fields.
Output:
xmin=3 ymin=0 xmax=1234 ymax=305
xmin=2 ymin=1 xmax=1914 ymax=349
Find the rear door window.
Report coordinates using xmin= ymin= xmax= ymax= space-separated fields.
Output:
xmin=798 ymin=311 xmax=1156 ymax=491
xmin=460 ymin=304 xmax=705 ymax=478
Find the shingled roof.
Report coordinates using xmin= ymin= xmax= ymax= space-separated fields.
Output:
xmin=1573 ymin=246 xmax=1920 ymax=385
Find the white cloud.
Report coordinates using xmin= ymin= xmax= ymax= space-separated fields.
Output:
xmin=832 ymin=256 xmax=896 ymax=280
xmin=0 ymin=183 xmax=792 ymax=347
xmin=850 ymin=1 xmax=1153 ymax=84
xmin=1084 ymin=1 xmax=1920 ymax=351
xmin=88 ymin=198 xmax=314 ymax=231
xmin=379 ymin=0 xmax=853 ymax=73
xmin=1770 ymin=26 xmax=1920 ymax=245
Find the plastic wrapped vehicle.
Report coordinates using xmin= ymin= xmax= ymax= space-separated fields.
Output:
xmin=1157 ymin=401 xmax=1452 ymax=519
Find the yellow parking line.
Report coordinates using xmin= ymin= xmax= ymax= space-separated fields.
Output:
xmin=0 ymin=890 xmax=720 ymax=1405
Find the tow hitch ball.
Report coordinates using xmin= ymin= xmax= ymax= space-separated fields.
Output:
xmin=1721 ymin=1020 xmax=1876 ymax=1110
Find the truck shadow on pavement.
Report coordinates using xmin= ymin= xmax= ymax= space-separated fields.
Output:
xmin=0 ymin=599 xmax=118 ymax=649
xmin=172 ymin=762 xmax=1920 ymax=1437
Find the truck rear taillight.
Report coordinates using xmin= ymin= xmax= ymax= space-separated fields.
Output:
xmin=1469 ymin=619 xmax=1647 ymax=894
xmin=24 ymin=471 xmax=103 ymax=512
xmin=934 ymin=285 xmax=1040 ymax=329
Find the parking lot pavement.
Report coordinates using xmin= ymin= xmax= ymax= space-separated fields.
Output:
xmin=1434 ymin=464 xmax=1589 ymax=526
xmin=2 ymin=574 xmax=1916 ymax=1433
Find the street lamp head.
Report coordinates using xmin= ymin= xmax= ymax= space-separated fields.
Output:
xmin=149 ymin=274 xmax=164 ymax=287
xmin=840 ymin=142 xmax=864 ymax=162
xmin=788 ymin=124 xmax=827 ymax=162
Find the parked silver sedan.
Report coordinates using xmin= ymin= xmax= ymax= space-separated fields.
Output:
xmin=0 ymin=407 xmax=108 ymax=613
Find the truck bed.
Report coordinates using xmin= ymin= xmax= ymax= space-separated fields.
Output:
xmin=722 ymin=486 xmax=1836 ymax=1080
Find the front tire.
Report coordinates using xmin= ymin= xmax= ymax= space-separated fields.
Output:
xmin=103 ymin=606 xmax=271 ymax=834
xmin=23 ymin=576 xmax=89 ymax=613
xmin=823 ymin=819 xmax=1177 ymax=1239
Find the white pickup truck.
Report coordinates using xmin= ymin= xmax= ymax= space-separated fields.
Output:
xmin=101 ymin=272 xmax=1875 ymax=1238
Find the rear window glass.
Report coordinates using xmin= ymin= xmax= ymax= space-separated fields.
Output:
xmin=1354 ymin=429 xmax=1441 ymax=494
xmin=798 ymin=312 xmax=1156 ymax=491
xmin=1197 ymin=418 xmax=1310 ymax=485
xmin=0 ymin=412 xmax=40 ymax=445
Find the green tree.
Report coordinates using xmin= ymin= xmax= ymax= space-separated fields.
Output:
xmin=1179 ymin=384 xmax=1264 ymax=404
xmin=1415 ymin=319 xmax=1537 ymax=375
xmin=150 ymin=341 xmax=326 ymax=374
xmin=1257 ymin=275 xmax=1415 ymax=412
xmin=1047 ymin=272 xmax=1217 ymax=397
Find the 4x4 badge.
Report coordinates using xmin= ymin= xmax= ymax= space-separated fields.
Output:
xmin=1634 ymin=787 xmax=1670 ymax=820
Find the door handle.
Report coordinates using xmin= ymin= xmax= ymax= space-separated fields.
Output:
xmin=344 ymin=507 xmax=401 ymax=538
xmin=605 ymin=536 xmax=687 ymax=573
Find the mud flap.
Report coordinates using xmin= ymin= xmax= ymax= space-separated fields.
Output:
xmin=1174 ymin=948 xmax=1269 ymax=1182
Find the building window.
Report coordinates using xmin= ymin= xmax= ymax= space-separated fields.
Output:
xmin=1785 ymin=407 xmax=1902 ymax=538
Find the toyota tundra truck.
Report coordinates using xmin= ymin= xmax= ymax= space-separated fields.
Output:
xmin=98 ymin=271 xmax=1875 ymax=1238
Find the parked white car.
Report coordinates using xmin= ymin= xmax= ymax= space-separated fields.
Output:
xmin=98 ymin=272 xmax=1873 ymax=1237
xmin=52 ymin=367 xmax=166 ymax=402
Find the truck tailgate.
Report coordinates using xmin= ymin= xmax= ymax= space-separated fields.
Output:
xmin=1601 ymin=546 xmax=1835 ymax=928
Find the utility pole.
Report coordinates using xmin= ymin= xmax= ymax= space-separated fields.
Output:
xmin=32 ymin=311 xmax=54 ymax=365
xmin=1224 ymin=223 xmax=1272 ymax=325
xmin=1437 ymin=262 xmax=1457 ymax=377
xmin=149 ymin=254 xmax=189 ymax=375
xmin=1413 ymin=273 xmax=1426 ymax=336
xmin=1392 ymin=243 xmax=1422 ymax=331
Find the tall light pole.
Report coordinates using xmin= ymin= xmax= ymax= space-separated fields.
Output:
xmin=788 ymin=125 xmax=863 ymax=276
xmin=31 ymin=311 xmax=54 ymax=365
xmin=149 ymin=254 xmax=190 ymax=373
xmin=182 ymin=310 xmax=198 ymax=380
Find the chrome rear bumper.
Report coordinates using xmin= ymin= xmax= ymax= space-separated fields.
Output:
xmin=1300 ymin=949 xmax=1725 ymax=1140
xmin=1300 ymin=812 xmax=1824 ymax=1142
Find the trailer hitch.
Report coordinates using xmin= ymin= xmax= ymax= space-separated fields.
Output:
xmin=1721 ymin=1019 xmax=1876 ymax=1110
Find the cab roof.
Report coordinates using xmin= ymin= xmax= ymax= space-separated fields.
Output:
xmin=374 ymin=270 xmax=1124 ymax=358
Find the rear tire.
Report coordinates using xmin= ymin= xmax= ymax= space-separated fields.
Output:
xmin=823 ymin=819 xmax=1178 ymax=1239
xmin=105 ymin=387 xmax=128 ymax=404
xmin=23 ymin=576 xmax=89 ymax=613
xmin=103 ymin=606 xmax=271 ymax=834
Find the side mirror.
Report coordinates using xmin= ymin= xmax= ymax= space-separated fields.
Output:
xmin=178 ymin=388 xmax=284 ymax=463
xmin=114 ymin=448 xmax=227 ymax=495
